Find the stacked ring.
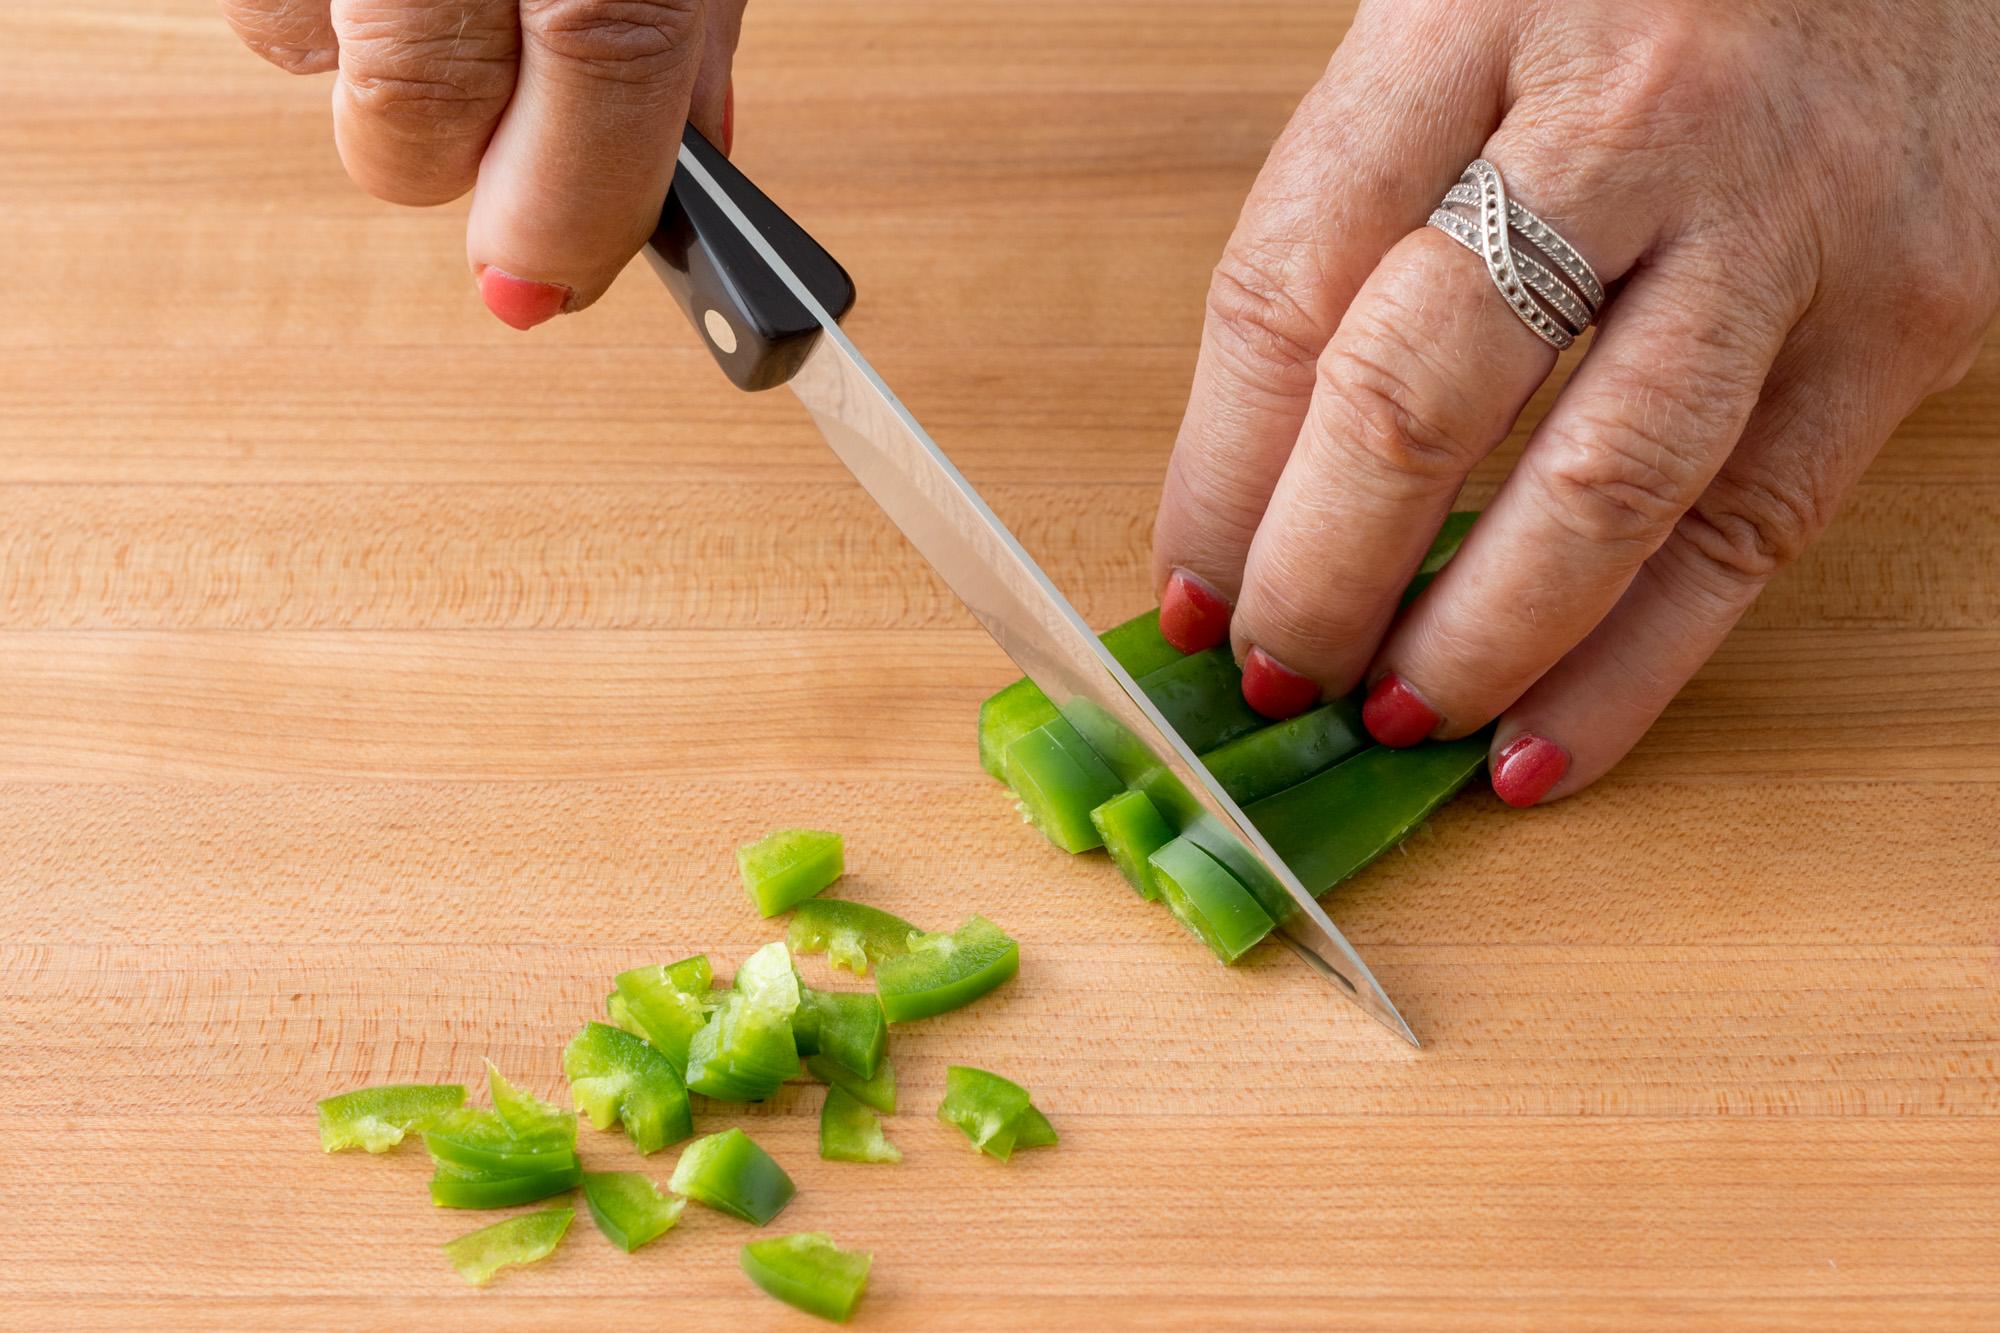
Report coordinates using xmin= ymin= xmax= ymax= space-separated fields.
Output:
xmin=1427 ymin=159 xmax=1603 ymax=350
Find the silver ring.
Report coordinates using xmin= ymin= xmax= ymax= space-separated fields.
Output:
xmin=1426 ymin=159 xmax=1603 ymax=350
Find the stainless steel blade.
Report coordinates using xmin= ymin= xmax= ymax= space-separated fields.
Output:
xmin=666 ymin=145 xmax=1416 ymax=1045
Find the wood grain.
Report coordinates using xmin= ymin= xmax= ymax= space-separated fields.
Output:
xmin=1 ymin=1 xmax=1997 ymax=1329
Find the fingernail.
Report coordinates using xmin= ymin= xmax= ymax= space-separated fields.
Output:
xmin=1158 ymin=569 xmax=1231 ymax=653
xmin=1241 ymin=646 xmax=1319 ymax=719
xmin=477 ymin=266 xmax=571 ymax=331
xmin=1362 ymin=672 xmax=1440 ymax=747
xmin=1491 ymin=733 xmax=1570 ymax=808
xmin=721 ymin=82 xmax=735 ymax=155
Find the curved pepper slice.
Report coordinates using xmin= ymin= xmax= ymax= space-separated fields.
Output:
xmin=792 ymin=986 xmax=887 ymax=1080
xmin=977 ymin=608 xmax=1182 ymax=780
xmin=1149 ymin=835 xmax=1274 ymax=963
xmin=316 ymin=1082 xmax=465 ymax=1153
xmin=442 ymin=1206 xmax=572 ymax=1285
xmin=1199 ymin=699 xmax=1368 ymax=806
xmin=610 ymin=955 xmax=718 ymax=1074
xmin=786 ymin=899 xmax=919 ymax=976
xmin=581 ymin=1171 xmax=686 ymax=1252
xmin=1004 ymin=718 xmax=1123 ymax=853
xmin=805 ymin=1053 xmax=896 ymax=1115
xmin=738 ymin=828 xmax=845 ymax=917
xmin=670 ymin=1127 xmax=796 ymax=1225
xmin=429 ymin=1157 xmax=583 ymax=1209
xmin=819 ymin=1086 xmax=900 ymax=1164
xmin=563 ymin=1021 xmax=694 ymax=1154
xmin=686 ymin=941 xmax=802 ymax=1102
xmin=423 ymin=1107 xmax=580 ymax=1176
xmin=741 ymin=1232 xmax=872 ymax=1324
xmin=874 ymin=914 xmax=1019 ymax=1023
xmin=1090 ymin=788 xmax=1175 ymax=901
xmin=485 ymin=1062 xmax=577 ymax=1149
xmin=937 ymin=1065 xmax=1053 ymax=1161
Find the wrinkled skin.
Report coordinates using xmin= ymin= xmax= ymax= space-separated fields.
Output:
xmin=221 ymin=0 xmax=746 ymax=322
xmin=1151 ymin=0 xmax=2000 ymax=803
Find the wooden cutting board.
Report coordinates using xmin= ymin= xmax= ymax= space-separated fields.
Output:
xmin=2 ymin=2 xmax=1996 ymax=1328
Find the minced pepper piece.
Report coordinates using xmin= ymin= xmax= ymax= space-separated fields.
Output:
xmin=442 ymin=1206 xmax=572 ymax=1285
xmin=1004 ymin=718 xmax=1123 ymax=853
xmin=315 ymin=1082 xmax=465 ymax=1153
xmin=609 ymin=955 xmax=718 ymax=1074
xmin=819 ymin=1086 xmax=900 ymax=1164
xmin=786 ymin=899 xmax=919 ymax=976
xmin=806 ymin=1053 xmax=896 ymax=1115
xmin=1090 ymin=788 xmax=1175 ymax=900
xmin=936 ymin=1066 xmax=1053 ymax=1161
xmin=428 ymin=1156 xmax=583 ymax=1209
xmin=485 ymin=1062 xmax=577 ymax=1148
xmin=874 ymin=914 xmax=1019 ymax=1023
xmin=792 ymin=985 xmax=887 ymax=1080
xmin=1149 ymin=835 xmax=1274 ymax=963
xmin=670 ymin=1127 xmax=796 ymax=1225
xmin=686 ymin=941 xmax=802 ymax=1102
xmin=740 ymin=1232 xmax=872 ymax=1324
xmin=563 ymin=1021 xmax=693 ymax=1154
xmin=581 ymin=1171 xmax=686 ymax=1253
xmin=738 ymin=828 xmax=845 ymax=917
xmin=423 ymin=1107 xmax=580 ymax=1176
xmin=1199 ymin=699 xmax=1368 ymax=806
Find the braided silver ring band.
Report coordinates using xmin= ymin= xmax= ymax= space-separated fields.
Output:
xmin=1426 ymin=159 xmax=1603 ymax=350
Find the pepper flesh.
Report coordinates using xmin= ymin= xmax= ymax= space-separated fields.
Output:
xmin=1090 ymin=788 xmax=1174 ymax=901
xmin=581 ymin=1171 xmax=686 ymax=1253
xmin=937 ymin=1065 xmax=1039 ymax=1161
xmin=423 ymin=1106 xmax=580 ymax=1176
xmin=669 ymin=1127 xmax=797 ymax=1225
xmin=875 ymin=914 xmax=1019 ymax=1023
xmin=1199 ymin=699 xmax=1367 ymax=805
xmin=563 ymin=1021 xmax=694 ymax=1154
xmin=1134 ymin=648 xmax=1264 ymax=752
xmin=805 ymin=1053 xmax=896 ymax=1115
xmin=738 ymin=828 xmax=845 ymax=918
xmin=819 ymin=1086 xmax=901 ymax=1163
xmin=442 ymin=1206 xmax=573 ymax=1285
xmin=1004 ymin=717 xmax=1123 ymax=853
xmin=977 ymin=608 xmax=1180 ymax=780
xmin=1401 ymin=510 xmax=1478 ymax=605
xmin=609 ymin=955 xmax=717 ymax=1074
xmin=740 ymin=1232 xmax=872 ymax=1324
xmin=786 ymin=898 xmax=919 ymax=976
xmin=485 ymin=1062 xmax=577 ymax=1148
xmin=1148 ymin=835 xmax=1274 ymax=963
xmin=685 ymin=941 xmax=802 ymax=1102
xmin=316 ymin=1082 xmax=465 ymax=1153
xmin=1014 ymin=1104 xmax=1058 ymax=1148
xmin=429 ymin=1157 xmax=584 ymax=1209
xmin=792 ymin=985 xmax=887 ymax=1080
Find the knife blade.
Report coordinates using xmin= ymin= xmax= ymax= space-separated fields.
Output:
xmin=648 ymin=131 xmax=1416 ymax=1045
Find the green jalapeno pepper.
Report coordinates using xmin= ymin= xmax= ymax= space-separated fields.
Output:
xmin=428 ymin=1157 xmax=583 ymax=1209
xmin=1089 ymin=788 xmax=1175 ymax=900
xmin=740 ymin=1232 xmax=872 ymax=1324
xmin=738 ymin=828 xmax=845 ymax=917
xmin=977 ymin=608 xmax=1182 ymax=780
xmin=805 ymin=1053 xmax=896 ymax=1115
xmin=316 ymin=1082 xmax=465 ymax=1153
xmin=563 ymin=1021 xmax=694 ymax=1154
xmin=1199 ymin=698 xmax=1368 ymax=805
xmin=422 ymin=1107 xmax=580 ymax=1176
xmin=608 ymin=955 xmax=718 ymax=1075
xmin=669 ymin=1127 xmax=796 ymax=1225
xmin=936 ymin=1065 xmax=1054 ymax=1161
xmin=818 ymin=1086 xmax=900 ymax=1164
xmin=1134 ymin=648 xmax=1264 ymax=753
xmin=791 ymin=985 xmax=887 ymax=1080
xmin=685 ymin=941 xmax=802 ymax=1102
xmin=442 ymin=1206 xmax=572 ymax=1285
xmin=1004 ymin=717 xmax=1123 ymax=853
xmin=874 ymin=914 xmax=1019 ymax=1023
xmin=1147 ymin=835 xmax=1274 ymax=963
xmin=580 ymin=1171 xmax=686 ymax=1253
xmin=786 ymin=898 xmax=920 ymax=976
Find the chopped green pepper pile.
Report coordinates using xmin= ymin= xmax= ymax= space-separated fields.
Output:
xmin=981 ymin=511 xmax=1489 ymax=965
xmin=315 ymin=830 xmax=1047 ymax=1321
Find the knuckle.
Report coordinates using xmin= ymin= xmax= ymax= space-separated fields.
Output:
xmin=338 ymin=16 xmax=516 ymax=133
xmin=220 ymin=5 xmax=335 ymax=74
xmin=518 ymin=0 xmax=703 ymax=86
xmin=1203 ymin=251 xmax=1326 ymax=389
xmin=1532 ymin=408 xmax=1710 ymax=550
xmin=1674 ymin=474 xmax=1825 ymax=588
xmin=1312 ymin=339 xmax=1478 ymax=488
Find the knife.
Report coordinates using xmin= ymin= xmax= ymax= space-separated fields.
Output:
xmin=645 ymin=127 xmax=1415 ymax=1046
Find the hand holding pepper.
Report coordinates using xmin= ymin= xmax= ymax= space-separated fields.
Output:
xmin=1151 ymin=0 xmax=2000 ymax=806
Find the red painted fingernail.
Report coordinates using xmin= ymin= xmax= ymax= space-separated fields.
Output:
xmin=1362 ymin=673 xmax=1440 ymax=747
xmin=721 ymin=82 xmax=735 ymax=155
xmin=477 ymin=266 xmax=571 ymax=331
xmin=1491 ymin=733 xmax=1570 ymax=808
xmin=1241 ymin=646 xmax=1319 ymax=719
xmin=1158 ymin=569 xmax=1231 ymax=653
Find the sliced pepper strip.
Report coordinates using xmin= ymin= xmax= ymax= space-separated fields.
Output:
xmin=792 ymin=985 xmax=887 ymax=1080
xmin=740 ymin=1232 xmax=872 ymax=1324
xmin=429 ymin=1157 xmax=583 ymax=1209
xmin=685 ymin=941 xmax=802 ymax=1102
xmin=1134 ymin=648 xmax=1264 ymax=753
xmin=1090 ymin=788 xmax=1175 ymax=901
xmin=977 ymin=608 xmax=1182 ymax=780
xmin=669 ymin=1128 xmax=796 ymax=1225
xmin=936 ymin=1065 xmax=1033 ymax=1161
xmin=610 ymin=955 xmax=718 ymax=1074
xmin=874 ymin=914 xmax=1019 ymax=1023
xmin=1198 ymin=698 xmax=1367 ymax=806
xmin=738 ymin=828 xmax=845 ymax=918
xmin=563 ymin=1021 xmax=694 ymax=1154
xmin=819 ymin=1086 xmax=901 ymax=1164
xmin=1004 ymin=717 xmax=1123 ymax=853
xmin=580 ymin=1171 xmax=686 ymax=1253
xmin=1148 ymin=835 xmax=1274 ymax=964
xmin=805 ymin=1053 xmax=896 ymax=1115
xmin=422 ymin=1107 xmax=580 ymax=1175
xmin=1013 ymin=1104 xmax=1058 ymax=1149
xmin=786 ymin=898 xmax=920 ymax=976
xmin=1401 ymin=510 xmax=1478 ymax=605
xmin=315 ymin=1082 xmax=465 ymax=1153
xmin=442 ymin=1206 xmax=573 ymax=1285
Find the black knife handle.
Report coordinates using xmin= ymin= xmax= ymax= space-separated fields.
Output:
xmin=645 ymin=125 xmax=856 ymax=392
